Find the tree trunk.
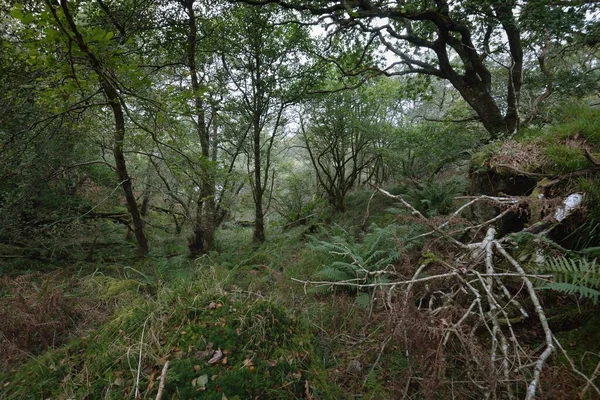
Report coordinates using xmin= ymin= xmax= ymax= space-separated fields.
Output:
xmin=184 ymin=0 xmax=217 ymax=255
xmin=253 ymin=119 xmax=266 ymax=242
xmin=447 ymin=76 xmax=509 ymax=139
xmin=330 ymin=194 xmax=345 ymax=213
xmin=140 ymin=192 xmax=150 ymax=217
xmin=140 ymin=159 xmax=153 ymax=217
xmin=201 ymin=108 xmax=219 ymax=250
xmin=52 ymin=0 xmax=149 ymax=257
xmin=254 ymin=200 xmax=265 ymax=242
xmin=189 ymin=195 xmax=204 ymax=255
xmin=105 ymin=81 xmax=149 ymax=257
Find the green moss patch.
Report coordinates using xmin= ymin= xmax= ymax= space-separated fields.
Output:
xmin=0 ymin=277 xmax=329 ymax=400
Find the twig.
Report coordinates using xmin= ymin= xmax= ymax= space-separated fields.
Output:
xmin=550 ymin=336 xmax=600 ymax=398
xmin=580 ymin=358 xmax=600 ymax=398
xmin=362 ymin=335 xmax=393 ymax=388
xmin=155 ymin=361 xmax=170 ymax=400
xmin=134 ymin=318 xmax=149 ymax=399
xmin=361 ymin=190 xmax=377 ymax=230
xmin=369 ymin=184 xmax=470 ymax=250
xmin=291 ymin=272 xmax=552 ymax=289
xmin=494 ymin=242 xmax=554 ymax=400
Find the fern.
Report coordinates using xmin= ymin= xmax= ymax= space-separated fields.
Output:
xmin=405 ymin=175 xmax=467 ymax=216
xmin=309 ymin=223 xmax=426 ymax=291
xmin=536 ymin=256 xmax=600 ymax=305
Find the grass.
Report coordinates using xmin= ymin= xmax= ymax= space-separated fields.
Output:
xmin=0 ymin=263 xmax=340 ymax=399
xmin=3 ymin=173 xmax=600 ymax=399
xmin=0 ymin=190 xmax=414 ymax=399
xmin=473 ymin=102 xmax=600 ymax=175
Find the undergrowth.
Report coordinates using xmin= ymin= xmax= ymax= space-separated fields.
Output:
xmin=0 ymin=266 xmax=337 ymax=399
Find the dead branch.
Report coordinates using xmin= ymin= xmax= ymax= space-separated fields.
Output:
xmin=291 ymin=189 xmax=593 ymax=398
xmin=155 ymin=360 xmax=170 ymax=400
xmin=369 ymin=184 xmax=469 ymax=250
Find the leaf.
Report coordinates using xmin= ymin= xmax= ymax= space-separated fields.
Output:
xmin=581 ymin=246 xmax=600 ymax=257
xmin=304 ymin=379 xmax=313 ymax=400
xmin=198 ymin=374 xmax=209 ymax=386
xmin=10 ymin=8 xmax=23 ymax=20
xmin=356 ymin=292 xmax=371 ymax=309
xmin=22 ymin=13 xmax=34 ymax=24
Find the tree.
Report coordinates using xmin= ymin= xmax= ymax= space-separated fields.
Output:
xmin=220 ymin=3 xmax=312 ymax=242
xmin=174 ymin=0 xmax=221 ymax=255
xmin=235 ymin=0 xmax=599 ymax=138
xmin=301 ymin=79 xmax=397 ymax=211
xmin=32 ymin=0 xmax=152 ymax=256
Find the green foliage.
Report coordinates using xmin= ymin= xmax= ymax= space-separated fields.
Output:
xmin=272 ymin=171 xmax=324 ymax=225
xmin=302 ymin=78 xmax=400 ymax=211
xmin=469 ymin=142 xmax=503 ymax=172
xmin=392 ymin=119 xmax=486 ymax=179
xmin=536 ymin=256 xmax=600 ymax=304
xmin=310 ymin=223 xmax=426 ymax=293
xmin=405 ymin=175 xmax=468 ymax=217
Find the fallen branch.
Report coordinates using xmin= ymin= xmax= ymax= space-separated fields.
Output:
xmin=369 ymin=184 xmax=469 ymax=250
xmin=494 ymin=242 xmax=554 ymax=400
xmin=295 ymin=187 xmax=593 ymax=398
xmin=134 ymin=318 xmax=149 ymax=399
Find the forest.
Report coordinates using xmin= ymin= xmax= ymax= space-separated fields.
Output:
xmin=1 ymin=0 xmax=600 ymax=399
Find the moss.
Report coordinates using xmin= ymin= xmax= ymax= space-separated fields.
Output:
xmin=470 ymin=103 xmax=600 ymax=178
xmin=0 ymin=278 xmax=334 ymax=400
xmin=554 ymin=315 xmax=600 ymax=378
xmin=163 ymin=298 xmax=319 ymax=399
xmin=469 ymin=142 xmax=502 ymax=172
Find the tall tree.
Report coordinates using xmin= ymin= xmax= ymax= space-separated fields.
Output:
xmin=25 ymin=0 xmax=153 ymax=256
xmin=175 ymin=0 xmax=220 ymax=255
xmin=235 ymin=0 xmax=599 ymax=138
xmin=220 ymin=3 xmax=312 ymax=242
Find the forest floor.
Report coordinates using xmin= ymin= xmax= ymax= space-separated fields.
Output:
xmin=1 ymin=186 xmax=600 ymax=399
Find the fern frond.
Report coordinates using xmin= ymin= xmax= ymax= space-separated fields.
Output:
xmin=314 ymin=267 xmax=354 ymax=282
xmin=539 ymin=283 xmax=600 ymax=305
xmin=535 ymin=256 xmax=600 ymax=305
xmin=545 ymin=257 xmax=600 ymax=288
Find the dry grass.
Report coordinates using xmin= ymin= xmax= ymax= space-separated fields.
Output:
xmin=0 ymin=272 xmax=110 ymax=372
xmin=489 ymin=139 xmax=550 ymax=173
